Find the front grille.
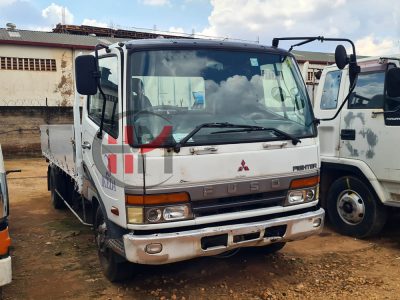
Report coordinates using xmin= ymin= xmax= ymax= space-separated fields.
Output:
xmin=191 ymin=190 xmax=287 ymax=217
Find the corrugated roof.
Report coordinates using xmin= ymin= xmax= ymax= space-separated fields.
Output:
xmin=292 ymin=50 xmax=335 ymax=64
xmin=0 ymin=28 xmax=126 ymax=49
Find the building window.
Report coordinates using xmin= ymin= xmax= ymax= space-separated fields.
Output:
xmin=0 ymin=56 xmax=57 ymax=71
xmin=307 ymin=71 xmax=313 ymax=82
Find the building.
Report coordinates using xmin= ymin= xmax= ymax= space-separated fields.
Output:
xmin=292 ymin=50 xmax=335 ymax=102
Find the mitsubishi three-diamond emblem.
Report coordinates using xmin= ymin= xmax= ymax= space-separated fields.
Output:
xmin=238 ymin=160 xmax=249 ymax=171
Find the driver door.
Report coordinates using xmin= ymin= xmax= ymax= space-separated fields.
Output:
xmin=81 ymin=49 xmax=126 ymax=227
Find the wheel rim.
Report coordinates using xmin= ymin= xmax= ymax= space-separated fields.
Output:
xmin=337 ymin=189 xmax=365 ymax=225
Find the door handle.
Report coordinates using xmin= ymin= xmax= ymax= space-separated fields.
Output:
xmin=340 ymin=129 xmax=356 ymax=140
xmin=82 ymin=141 xmax=91 ymax=150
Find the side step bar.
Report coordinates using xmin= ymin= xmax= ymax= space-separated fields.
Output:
xmin=55 ymin=189 xmax=92 ymax=227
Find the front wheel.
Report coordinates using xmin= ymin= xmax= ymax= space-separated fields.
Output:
xmin=327 ymin=176 xmax=387 ymax=238
xmin=263 ymin=242 xmax=286 ymax=254
xmin=94 ymin=205 xmax=133 ymax=282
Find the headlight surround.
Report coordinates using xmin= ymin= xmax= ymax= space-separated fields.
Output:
xmin=126 ymin=192 xmax=193 ymax=224
xmin=127 ymin=204 xmax=193 ymax=224
xmin=285 ymin=185 xmax=319 ymax=206
xmin=285 ymin=175 xmax=319 ymax=206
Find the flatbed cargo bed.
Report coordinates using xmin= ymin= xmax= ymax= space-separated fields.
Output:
xmin=40 ymin=124 xmax=76 ymax=179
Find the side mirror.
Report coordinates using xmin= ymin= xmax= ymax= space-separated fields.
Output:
xmin=335 ymin=44 xmax=360 ymax=87
xmin=386 ymin=68 xmax=400 ymax=98
xmin=75 ymin=55 xmax=98 ymax=95
xmin=335 ymin=45 xmax=349 ymax=70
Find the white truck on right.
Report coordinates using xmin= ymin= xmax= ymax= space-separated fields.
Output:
xmin=315 ymin=55 xmax=400 ymax=238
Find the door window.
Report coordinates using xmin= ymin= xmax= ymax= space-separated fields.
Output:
xmin=320 ymin=70 xmax=342 ymax=110
xmin=88 ymin=56 xmax=119 ymax=137
xmin=348 ymin=72 xmax=385 ymax=109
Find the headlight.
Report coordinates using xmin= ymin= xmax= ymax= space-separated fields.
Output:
xmin=146 ymin=208 xmax=163 ymax=223
xmin=285 ymin=185 xmax=319 ymax=206
xmin=163 ymin=205 xmax=190 ymax=221
xmin=288 ymin=190 xmax=305 ymax=204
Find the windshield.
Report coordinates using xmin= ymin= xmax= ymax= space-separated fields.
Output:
xmin=128 ymin=49 xmax=315 ymax=147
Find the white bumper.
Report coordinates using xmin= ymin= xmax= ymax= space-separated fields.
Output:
xmin=0 ymin=256 xmax=12 ymax=287
xmin=123 ymin=208 xmax=324 ymax=265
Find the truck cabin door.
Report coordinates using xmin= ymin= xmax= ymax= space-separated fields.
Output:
xmin=81 ymin=49 xmax=127 ymax=225
xmin=338 ymin=61 xmax=400 ymax=197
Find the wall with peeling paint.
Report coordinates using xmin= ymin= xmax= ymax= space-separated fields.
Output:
xmin=0 ymin=107 xmax=76 ymax=157
xmin=0 ymin=45 xmax=90 ymax=106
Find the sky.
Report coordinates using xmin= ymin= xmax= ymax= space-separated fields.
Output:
xmin=0 ymin=0 xmax=399 ymax=55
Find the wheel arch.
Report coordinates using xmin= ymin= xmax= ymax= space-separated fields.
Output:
xmin=320 ymin=161 xmax=385 ymax=208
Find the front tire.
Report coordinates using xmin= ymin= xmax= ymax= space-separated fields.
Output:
xmin=94 ymin=205 xmax=133 ymax=282
xmin=263 ymin=242 xmax=286 ymax=254
xmin=327 ymin=176 xmax=387 ymax=238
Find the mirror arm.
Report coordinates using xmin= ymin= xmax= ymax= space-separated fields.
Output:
xmin=94 ymin=44 xmax=110 ymax=139
xmin=288 ymin=37 xmax=319 ymax=52
xmin=272 ymin=36 xmax=357 ymax=58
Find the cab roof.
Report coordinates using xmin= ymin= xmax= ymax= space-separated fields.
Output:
xmin=115 ymin=38 xmax=292 ymax=56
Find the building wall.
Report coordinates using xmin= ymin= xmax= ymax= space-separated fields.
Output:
xmin=0 ymin=45 xmax=91 ymax=106
xmin=0 ymin=107 xmax=74 ymax=158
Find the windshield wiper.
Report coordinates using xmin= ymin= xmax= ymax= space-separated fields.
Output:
xmin=173 ymin=122 xmax=266 ymax=153
xmin=211 ymin=127 xmax=301 ymax=145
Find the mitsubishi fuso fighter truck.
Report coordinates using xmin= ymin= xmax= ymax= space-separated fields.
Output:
xmin=315 ymin=54 xmax=400 ymax=238
xmin=41 ymin=38 xmax=326 ymax=282
xmin=0 ymin=145 xmax=12 ymax=295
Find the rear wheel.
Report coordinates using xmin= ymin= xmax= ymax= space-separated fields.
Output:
xmin=327 ymin=176 xmax=387 ymax=238
xmin=50 ymin=167 xmax=65 ymax=209
xmin=94 ymin=205 xmax=133 ymax=282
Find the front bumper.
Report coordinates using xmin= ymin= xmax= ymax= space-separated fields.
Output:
xmin=123 ymin=208 xmax=324 ymax=264
xmin=0 ymin=256 xmax=11 ymax=287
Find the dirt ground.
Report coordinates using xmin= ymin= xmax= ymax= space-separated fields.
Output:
xmin=2 ymin=158 xmax=400 ymax=300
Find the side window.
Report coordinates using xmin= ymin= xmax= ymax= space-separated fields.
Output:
xmin=320 ymin=70 xmax=342 ymax=110
xmin=348 ymin=72 xmax=385 ymax=109
xmin=88 ymin=56 xmax=119 ymax=137
xmin=384 ymin=64 xmax=400 ymax=126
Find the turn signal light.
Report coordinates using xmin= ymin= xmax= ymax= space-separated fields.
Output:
xmin=290 ymin=176 xmax=320 ymax=189
xmin=0 ymin=227 xmax=11 ymax=256
xmin=126 ymin=192 xmax=190 ymax=205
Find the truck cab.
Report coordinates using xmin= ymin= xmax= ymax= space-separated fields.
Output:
xmin=315 ymin=55 xmax=400 ymax=237
xmin=43 ymin=39 xmax=324 ymax=281
xmin=0 ymin=145 xmax=12 ymax=293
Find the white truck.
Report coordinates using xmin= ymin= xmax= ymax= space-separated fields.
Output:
xmin=41 ymin=38 xmax=327 ymax=282
xmin=0 ymin=145 xmax=12 ymax=296
xmin=315 ymin=55 xmax=400 ymax=238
